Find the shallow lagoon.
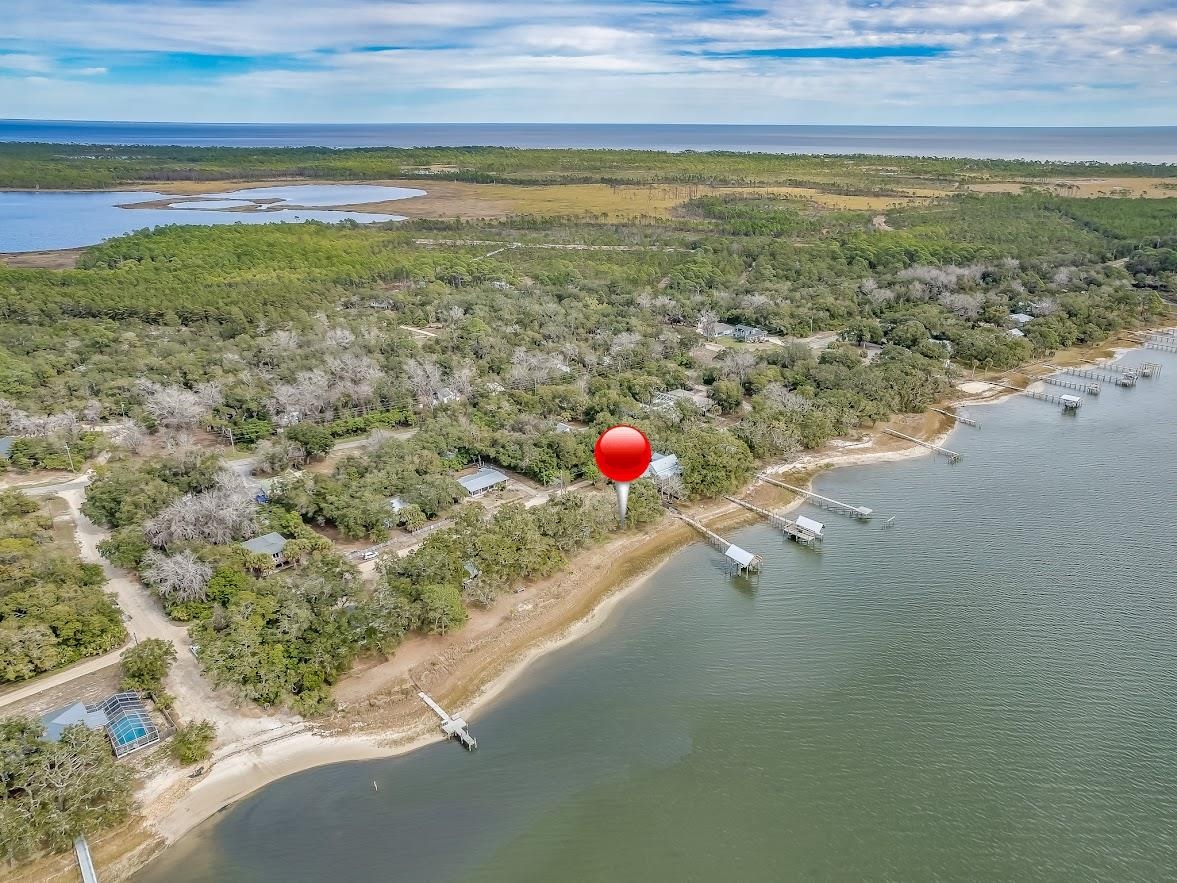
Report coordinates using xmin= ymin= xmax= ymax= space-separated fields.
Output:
xmin=0 ymin=184 xmax=423 ymax=252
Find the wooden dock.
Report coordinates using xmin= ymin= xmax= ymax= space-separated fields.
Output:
xmin=1058 ymin=365 xmax=1136 ymax=387
xmin=1145 ymin=338 xmax=1177 ymax=355
xmin=758 ymin=475 xmax=873 ymax=520
xmin=724 ymin=497 xmax=823 ymax=546
xmin=880 ymin=428 xmax=962 ymax=463
xmin=673 ymin=511 xmax=763 ymax=574
xmin=995 ymin=381 xmax=1083 ymax=410
xmin=1081 ymin=360 xmax=1139 ymax=379
xmin=1040 ymin=374 xmax=1099 ymax=396
xmin=418 ymin=691 xmax=477 ymax=750
xmin=931 ymin=407 xmax=980 ymax=428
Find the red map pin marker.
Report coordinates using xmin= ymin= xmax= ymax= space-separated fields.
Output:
xmin=594 ymin=425 xmax=652 ymax=524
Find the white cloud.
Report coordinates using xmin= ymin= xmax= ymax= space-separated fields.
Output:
xmin=0 ymin=52 xmax=52 ymax=72
xmin=0 ymin=0 xmax=1174 ymax=124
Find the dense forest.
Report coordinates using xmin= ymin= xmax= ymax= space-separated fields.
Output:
xmin=1 ymin=152 xmax=1174 ymax=710
xmin=0 ymin=716 xmax=134 ymax=864
xmin=0 ymin=490 xmax=125 ymax=683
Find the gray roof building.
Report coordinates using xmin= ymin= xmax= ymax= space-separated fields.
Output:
xmin=0 ymin=436 xmax=14 ymax=459
xmin=1009 ymin=313 xmax=1034 ymax=325
xmin=645 ymin=452 xmax=682 ymax=480
xmin=242 ymin=532 xmax=288 ymax=557
xmin=732 ymin=324 xmax=768 ymax=342
xmin=458 ymin=467 xmax=509 ymax=495
xmin=41 ymin=702 xmax=108 ymax=742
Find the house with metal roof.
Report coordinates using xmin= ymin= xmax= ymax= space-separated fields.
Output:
xmin=41 ymin=702 xmax=108 ymax=742
xmin=40 ymin=692 xmax=161 ymax=758
xmin=645 ymin=452 xmax=682 ymax=480
xmin=1009 ymin=313 xmax=1034 ymax=326
xmin=457 ymin=466 xmax=509 ymax=496
xmin=242 ymin=532 xmax=288 ymax=565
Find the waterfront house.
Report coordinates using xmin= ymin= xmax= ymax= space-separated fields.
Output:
xmin=458 ymin=466 xmax=509 ymax=496
xmin=41 ymin=692 xmax=161 ymax=758
xmin=242 ymin=532 xmax=288 ymax=566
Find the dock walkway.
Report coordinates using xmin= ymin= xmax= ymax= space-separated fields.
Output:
xmin=880 ymin=428 xmax=961 ymax=463
xmin=1058 ymin=365 xmax=1136 ymax=387
xmin=759 ymin=475 xmax=873 ymax=520
xmin=1040 ymin=374 xmax=1099 ymax=396
xmin=995 ymin=381 xmax=1083 ymax=410
xmin=724 ymin=496 xmax=823 ymax=546
xmin=418 ymin=692 xmax=477 ymax=750
xmin=931 ymin=407 xmax=980 ymax=428
xmin=673 ymin=511 xmax=763 ymax=574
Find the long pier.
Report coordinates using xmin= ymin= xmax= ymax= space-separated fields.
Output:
xmin=995 ymin=381 xmax=1083 ymax=410
xmin=880 ymin=428 xmax=962 ymax=463
xmin=759 ymin=475 xmax=873 ymax=520
xmin=1145 ymin=338 xmax=1177 ymax=355
xmin=418 ymin=691 xmax=477 ymax=750
xmin=1040 ymin=374 xmax=1099 ymax=396
xmin=673 ymin=511 xmax=763 ymax=573
xmin=724 ymin=496 xmax=823 ymax=547
xmin=931 ymin=407 xmax=980 ymax=428
xmin=1081 ymin=359 xmax=1139 ymax=379
xmin=1057 ymin=365 xmax=1136 ymax=387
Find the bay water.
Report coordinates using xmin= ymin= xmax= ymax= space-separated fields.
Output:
xmin=3 ymin=122 xmax=1174 ymax=163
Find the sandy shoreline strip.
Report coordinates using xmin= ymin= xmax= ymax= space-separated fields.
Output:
xmin=145 ymin=412 xmax=953 ymax=853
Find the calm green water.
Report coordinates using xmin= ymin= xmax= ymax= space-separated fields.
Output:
xmin=136 ymin=352 xmax=1177 ymax=883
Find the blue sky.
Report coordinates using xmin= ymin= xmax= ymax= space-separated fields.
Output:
xmin=1 ymin=0 xmax=1174 ymax=125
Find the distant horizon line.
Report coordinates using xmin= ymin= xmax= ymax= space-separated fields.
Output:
xmin=3 ymin=119 xmax=1176 ymax=131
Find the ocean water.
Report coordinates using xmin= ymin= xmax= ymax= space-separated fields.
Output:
xmin=134 ymin=348 xmax=1177 ymax=883
xmin=2 ymin=121 xmax=1175 ymax=163
xmin=0 ymin=185 xmax=420 ymax=252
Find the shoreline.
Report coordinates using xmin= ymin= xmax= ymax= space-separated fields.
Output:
xmin=2 ymin=331 xmax=1170 ymax=883
xmin=141 ymin=329 xmax=1170 ymax=854
xmin=139 ymin=409 xmax=954 ymax=855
